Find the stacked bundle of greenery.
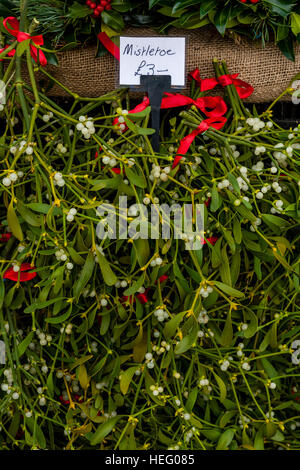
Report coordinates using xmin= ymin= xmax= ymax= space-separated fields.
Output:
xmin=0 ymin=0 xmax=299 ymax=60
xmin=0 ymin=7 xmax=300 ymax=450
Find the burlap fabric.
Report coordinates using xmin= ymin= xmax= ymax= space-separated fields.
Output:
xmin=42 ymin=27 xmax=300 ymax=102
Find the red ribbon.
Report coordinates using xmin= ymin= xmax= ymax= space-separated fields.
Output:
xmin=113 ymin=96 xmax=150 ymax=131
xmin=0 ymin=45 xmax=16 ymax=60
xmin=98 ymin=32 xmax=120 ymax=61
xmin=0 ymin=233 xmax=11 ymax=242
xmin=59 ymin=394 xmax=82 ymax=406
xmin=202 ymin=236 xmax=218 ymax=245
xmin=188 ymin=69 xmax=218 ymax=92
xmin=3 ymin=263 xmax=37 ymax=282
xmin=121 ymin=292 xmax=149 ymax=305
xmin=172 ymin=116 xmax=227 ymax=168
xmin=110 ymin=167 xmax=121 ymax=174
xmin=101 ymin=165 xmax=122 ymax=174
xmin=136 ymin=292 xmax=149 ymax=304
xmin=218 ymin=73 xmax=254 ymax=99
xmin=157 ymin=274 xmax=168 ymax=284
xmin=129 ymin=96 xmax=150 ymax=113
xmin=113 ymin=102 xmax=226 ymax=167
xmin=188 ymin=68 xmax=253 ymax=99
xmin=122 ymin=275 xmax=169 ymax=304
xmin=291 ymin=388 xmax=300 ymax=402
xmin=113 ymin=93 xmax=226 ymax=134
xmin=160 ymin=93 xmax=227 ymax=118
xmin=3 ymin=17 xmax=47 ymax=66
xmin=94 ymin=149 xmax=123 ymax=174
xmin=94 ymin=148 xmax=123 ymax=174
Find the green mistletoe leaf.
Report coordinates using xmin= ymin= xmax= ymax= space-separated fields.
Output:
xmin=7 ymin=200 xmax=23 ymax=241
xmin=90 ymin=417 xmax=120 ymax=445
xmin=73 ymin=252 xmax=95 ymax=297
xmin=96 ymin=250 xmax=117 ymax=286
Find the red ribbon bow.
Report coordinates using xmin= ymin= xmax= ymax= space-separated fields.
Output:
xmin=161 ymin=93 xmax=227 ymax=118
xmin=3 ymin=17 xmax=47 ymax=66
xmin=188 ymin=69 xmax=218 ymax=92
xmin=188 ymin=68 xmax=253 ymax=99
xmin=113 ymin=93 xmax=226 ymax=134
xmin=218 ymin=73 xmax=254 ymax=99
xmin=3 ymin=262 xmax=37 ymax=282
xmin=172 ymin=116 xmax=227 ymax=168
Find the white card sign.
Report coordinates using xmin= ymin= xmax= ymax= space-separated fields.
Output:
xmin=119 ymin=36 xmax=186 ymax=87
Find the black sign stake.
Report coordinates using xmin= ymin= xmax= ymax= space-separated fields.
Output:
xmin=138 ymin=75 xmax=173 ymax=152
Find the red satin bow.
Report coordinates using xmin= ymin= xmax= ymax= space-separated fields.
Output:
xmin=218 ymin=73 xmax=254 ymax=99
xmin=113 ymin=92 xmax=226 ymax=133
xmin=98 ymin=32 xmax=120 ymax=61
xmin=172 ymin=116 xmax=227 ymax=168
xmin=188 ymin=69 xmax=218 ymax=92
xmin=161 ymin=93 xmax=227 ymax=118
xmin=3 ymin=262 xmax=37 ymax=282
xmin=3 ymin=17 xmax=47 ymax=66
xmin=188 ymin=68 xmax=253 ymax=99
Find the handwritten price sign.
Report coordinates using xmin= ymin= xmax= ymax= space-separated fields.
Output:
xmin=119 ymin=36 xmax=186 ymax=87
